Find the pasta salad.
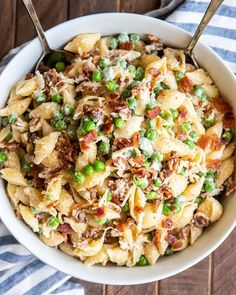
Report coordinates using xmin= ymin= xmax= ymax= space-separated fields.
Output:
xmin=0 ymin=33 xmax=235 ymax=267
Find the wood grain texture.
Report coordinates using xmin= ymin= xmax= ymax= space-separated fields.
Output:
xmin=69 ymin=0 xmax=119 ymax=18
xmin=70 ymin=278 xmax=105 ymax=295
xmin=16 ymin=0 xmax=68 ymax=46
xmin=0 ymin=0 xmax=16 ymax=59
xmin=159 ymin=257 xmax=210 ymax=295
xmin=106 ymin=282 xmax=157 ymax=295
xmin=120 ymin=0 xmax=158 ymax=13
xmin=212 ymin=229 xmax=236 ymax=295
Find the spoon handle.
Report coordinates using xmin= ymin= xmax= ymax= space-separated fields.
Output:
xmin=185 ymin=0 xmax=224 ymax=54
xmin=22 ymin=0 xmax=51 ymax=54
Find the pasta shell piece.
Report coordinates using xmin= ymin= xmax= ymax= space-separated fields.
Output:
xmin=0 ymin=168 xmax=27 ymax=186
xmin=44 ymin=175 xmax=63 ymax=201
xmin=7 ymin=86 xmax=22 ymax=105
xmin=19 ymin=204 xmax=39 ymax=232
xmin=206 ymin=121 xmax=223 ymax=138
xmin=34 ymin=132 xmax=60 ymax=164
xmin=41 ymin=150 xmax=60 ymax=169
xmin=41 ymin=119 xmax=55 ymax=136
xmin=0 ymin=97 xmax=31 ymax=116
xmin=97 ymin=37 xmax=111 ymax=57
xmin=12 ymin=127 xmax=21 ymax=143
xmin=163 ymin=70 xmax=178 ymax=90
xmin=171 ymin=203 xmax=198 ymax=229
xmin=164 ymin=48 xmax=185 ymax=72
xmin=167 ymin=173 xmax=188 ymax=196
xmin=113 ymin=116 xmax=143 ymax=139
xmin=73 ymin=96 xmax=105 ymax=119
xmin=135 ymin=82 xmax=151 ymax=116
xmin=107 ymin=247 xmax=129 ymax=266
xmin=221 ymin=143 xmax=235 ymax=161
xmin=104 ymin=207 xmax=121 ymax=220
xmin=64 ymin=217 xmax=87 ymax=234
xmin=140 ymin=54 xmax=160 ymax=68
xmin=203 ymin=85 xmax=219 ymax=98
xmin=4 ymin=152 xmax=21 ymax=170
xmin=142 ymin=203 xmax=163 ymax=230
xmin=158 ymin=89 xmax=185 ymax=111
xmin=84 ymin=247 xmax=109 ymax=266
xmin=15 ymin=186 xmax=30 ymax=205
xmin=110 ymin=49 xmax=141 ymax=62
xmin=30 ymin=102 xmax=60 ymax=119
xmin=0 ymin=125 xmax=10 ymax=142
xmin=59 ymin=242 xmax=78 ymax=257
xmin=39 ymin=231 xmax=65 ymax=247
xmin=55 ymin=189 xmax=74 ymax=215
xmin=62 ymin=85 xmax=77 ymax=107
xmin=145 ymin=57 xmax=167 ymax=80
xmin=171 ymin=238 xmax=189 ymax=252
xmin=190 ymin=225 xmax=203 ymax=245
xmin=154 ymin=229 xmax=168 ymax=255
xmin=182 ymin=177 xmax=205 ymax=202
xmin=206 ymin=145 xmax=224 ymax=161
xmin=144 ymin=243 xmax=160 ymax=265
xmin=78 ymin=231 xmax=106 ymax=257
xmin=120 ymin=226 xmax=134 ymax=250
xmin=193 ymin=146 xmax=206 ymax=165
xmin=186 ymin=68 xmax=212 ymax=85
xmin=153 ymin=138 xmax=194 ymax=157
xmin=198 ymin=196 xmax=223 ymax=222
xmin=64 ymin=33 xmax=101 ymax=55
xmin=216 ymin=157 xmax=234 ymax=187
xmin=15 ymin=78 xmax=38 ymax=96
xmin=7 ymin=183 xmax=18 ymax=208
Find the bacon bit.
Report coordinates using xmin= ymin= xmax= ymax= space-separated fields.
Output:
xmin=113 ymin=101 xmax=128 ymax=111
xmin=79 ymin=130 xmax=98 ymax=151
xmin=43 ymin=69 xmax=59 ymax=86
xmin=64 ymin=64 xmax=75 ymax=75
xmin=83 ymin=61 xmax=96 ymax=75
xmin=178 ymin=106 xmax=188 ymax=119
xmin=147 ymin=106 xmax=161 ymax=119
xmin=108 ymin=92 xmax=120 ymax=101
xmin=179 ymin=225 xmax=190 ymax=240
xmin=83 ymin=104 xmax=103 ymax=120
xmin=117 ymin=222 xmax=125 ymax=232
xmin=111 ymin=196 xmax=121 ymax=205
xmin=223 ymin=112 xmax=235 ymax=129
xmin=224 ymin=176 xmax=236 ymax=196
xmin=192 ymin=212 xmax=209 ymax=228
xmin=127 ymin=218 xmax=136 ymax=229
xmin=148 ymin=68 xmax=160 ymax=77
xmin=212 ymin=98 xmax=232 ymax=113
xmin=113 ymin=138 xmax=132 ymax=151
xmin=171 ymin=239 xmax=184 ymax=250
xmin=134 ymin=205 xmax=144 ymax=213
xmin=119 ymin=41 xmax=133 ymax=50
xmin=4 ymin=141 xmax=19 ymax=151
xmin=162 ymin=218 xmax=172 ymax=229
xmin=133 ymin=155 xmax=145 ymax=166
xmin=100 ymin=115 xmax=114 ymax=135
xmin=197 ymin=134 xmax=222 ymax=151
xmin=147 ymin=34 xmax=160 ymax=42
xmin=55 ymin=133 xmax=76 ymax=169
xmin=59 ymin=223 xmax=72 ymax=234
xmin=167 ymin=232 xmax=176 ymax=245
xmin=179 ymin=76 xmax=193 ymax=93
xmin=206 ymin=159 xmax=221 ymax=170
xmin=96 ymin=207 xmax=105 ymax=218
xmin=177 ymin=131 xmax=188 ymax=141
xmin=158 ymin=184 xmax=174 ymax=200
xmin=132 ymin=132 xmax=141 ymax=147
xmin=112 ymin=157 xmax=129 ymax=171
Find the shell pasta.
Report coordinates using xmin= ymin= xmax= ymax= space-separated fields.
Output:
xmin=0 ymin=32 xmax=235 ymax=267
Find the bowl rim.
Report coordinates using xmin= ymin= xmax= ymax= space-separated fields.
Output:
xmin=0 ymin=12 xmax=235 ymax=285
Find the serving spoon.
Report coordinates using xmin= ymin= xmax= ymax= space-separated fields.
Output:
xmin=181 ymin=0 xmax=224 ymax=68
xmin=22 ymin=0 xmax=74 ymax=73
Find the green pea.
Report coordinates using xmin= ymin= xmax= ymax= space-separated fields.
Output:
xmin=152 ymin=152 xmax=163 ymax=163
xmin=147 ymin=119 xmax=156 ymax=129
xmin=145 ymin=102 xmax=156 ymax=110
xmin=206 ymin=171 xmax=216 ymax=180
xmin=106 ymin=192 xmax=112 ymax=203
xmin=137 ymin=255 xmax=149 ymax=266
xmin=106 ymin=80 xmax=118 ymax=92
xmin=145 ymin=129 xmax=158 ymax=141
xmin=133 ymin=176 xmax=148 ymax=189
xmin=165 ymin=247 xmax=174 ymax=256
xmin=98 ymin=141 xmax=110 ymax=155
xmin=74 ymin=171 xmax=85 ymax=184
xmin=146 ymin=191 xmax=157 ymax=200
xmin=154 ymin=84 xmax=162 ymax=95
xmin=117 ymin=33 xmax=129 ymax=43
xmin=179 ymin=166 xmax=187 ymax=175
xmin=1 ymin=117 xmax=9 ymax=127
xmin=48 ymin=216 xmax=60 ymax=228
xmin=77 ymin=127 xmax=87 ymax=136
xmin=55 ymin=120 xmax=67 ymax=131
xmin=46 ymin=195 xmax=53 ymax=201
xmin=147 ymin=232 xmax=153 ymax=241
xmin=163 ymin=203 xmax=181 ymax=215
xmin=160 ymin=82 xmax=170 ymax=90
xmin=181 ymin=121 xmax=191 ymax=133
xmin=170 ymin=109 xmax=179 ymax=120
xmin=203 ymin=116 xmax=215 ymax=129
xmin=153 ymin=177 xmax=162 ymax=187
xmin=53 ymin=109 xmax=64 ymax=120
xmin=5 ymin=133 xmax=13 ymax=141
xmin=52 ymin=93 xmax=62 ymax=103
xmin=160 ymin=111 xmax=173 ymax=122
xmin=134 ymin=67 xmax=144 ymax=81
xmin=183 ymin=138 xmax=195 ymax=150
xmin=55 ymin=61 xmax=65 ymax=72
xmin=175 ymin=71 xmax=185 ymax=81
xmin=36 ymin=92 xmax=46 ymax=103
xmin=21 ymin=158 xmax=31 ymax=173
xmin=117 ymin=59 xmax=127 ymax=69
xmin=63 ymin=104 xmax=74 ymax=115
xmin=189 ymin=131 xmax=199 ymax=142
xmin=93 ymin=160 xmax=105 ymax=172
xmin=92 ymin=70 xmax=103 ymax=82
xmin=122 ymin=202 xmax=129 ymax=212
xmin=195 ymin=197 xmax=203 ymax=206
xmin=127 ymin=65 xmax=136 ymax=74
xmin=222 ymin=130 xmax=233 ymax=143
xmin=67 ymin=126 xmax=77 ymax=140
xmin=24 ymin=113 xmax=31 ymax=122
xmin=7 ymin=113 xmax=17 ymax=124
xmin=0 ymin=150 xmax=8 ymax=164
xmin=144 ymin=159 xmax=151 ymax=168
xmin=47 ymin=51 xmax=63 ymax=65
xmin=127 ymin=97 xmax=137 ymax=109
xmin=97 ymin=218 xmax=111 ymax=225
xmin=99 ymin=58 xmax=110 ymax=68
xmin=140 ymin=128 xmax=146 ymax=137
xmin=130 ymin=33 xmax=140 ymax=43
xmin=203 ymin=180 xmax=215 ymax=192
xmin=114 ymin=117 xmax=125 ymax=129
xmin=82 ymin=119 xmax=96 ymax=132
xmin=83 ymin=165 xmax=94 ymax=175
xmin=102 ymin=67 xmax=115 ymax=81
xmin=194 ymin=85 xmax=207 ymax=100
xmin=109 ymin=38 xmax=119 ymax=49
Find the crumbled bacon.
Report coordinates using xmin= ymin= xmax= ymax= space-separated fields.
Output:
xmin=147 ymin=34 xmax=160 ymax=42
xmin=108 ymin=92 xmax=120 ymax=101
xmin=108 ymin=178 xmax=130 ymax=203
xmin=212 ymin=98 xmax=232 ymax=113
xmin=178 ymin=106 xmax=188 ymax=119
xmin=119 ymin=41 xmax=133 ymax=50
xmin=83 ymin=104 xmax=103 ymax=120
xmin=167 ymin=231 xmax=176 ymax=245
xmin=177 ymin=131 xmax=188 ymax=141
xmin=206 ymin=159 xmax=221 ymax=170
xmin=132 ymin=132 xmax=141 ymax=147
xmin=192 ymin=212 xmax=209 ymax=228
xmin=179 ymin=225 xmax=190 ymax=240
xmin=126 ymin=218 xmax=136 ymax=229
xmin=113 ymin=138 xmax=132 ymax=151
xmin=27 ymin=132 xmax=39 ymax=144
xmin=158 ymin=184 xmax=174 ymax=200
xmin=96 ymin=207 xmax=105 ymax=218
xmin=111 ymin=196 xmax=121 ymax=205
xmin=134 ymin=205 xmax=144 ymax=213
xmin=101 ymin=115 xmax=114 ymax=135
xmin=29 ymin=117 xmax=41 ymax=133
xmin=43 ymin=69 xmax=59 ymax=87
xmin=197 ymin=134 xmax=222 ymax=151
xmin=160 ymin=152 xmax=179 ymax=179
xmin=147 ymin=106 xmax=161 ymax=119
xmin=59 ymin=223 xmax=72 ymax=234
xmin=179 ymin=76 xmax=193 ymax=93
xmin=83 ymin=61 xmax=96 ymax=75
xmin=83 ymin=229 xmax=103 ymax=239
xmin=132 ymin=155 xmax=145 ymax=166
xmin=79 ymin=130 xmax=98 ymax=151
xmin=162 ymin=218 xmax=173 ymax=229
xmin=112 ymin=157 xmax=129 ymax=171
xmin=55 ymin=133 xmax=76 ymax=169
xmin=148 ymin=68 xmax=160 ymax=77
xmin=171 ymin=239 xmax=184 ymax=250
xmin=224 ymin=176 xmax=236 ymax=196
xmin=29 ymin=164 xmax=45 ymax=189
xmin=4 ymin=141 xmax=19 ymax=151
xmin=223 ymin=112 xmax=235 ymax=129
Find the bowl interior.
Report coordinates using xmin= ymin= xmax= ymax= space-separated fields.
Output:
xmin=0 ymin=13 xmax=235 ymax=285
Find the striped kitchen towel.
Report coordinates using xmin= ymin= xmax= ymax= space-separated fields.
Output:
xmin=0 ymin=1 xmax=235 ymax=294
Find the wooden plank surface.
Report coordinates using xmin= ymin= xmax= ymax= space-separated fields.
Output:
xmin=0 ymin=1 xmax=236 ymax=295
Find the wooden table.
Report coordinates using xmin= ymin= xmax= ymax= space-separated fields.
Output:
xmin=0 ymin=1 xmax=235 ymax=294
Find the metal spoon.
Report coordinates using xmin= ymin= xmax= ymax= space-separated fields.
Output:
xmin=22 ymin=0 xmax=74 ymax=73
xmin=183 ymin=0 xmax=224 ymax=68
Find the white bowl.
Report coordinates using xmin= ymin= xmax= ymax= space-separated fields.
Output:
xmin=0 ymin=13 xmax=235 ymax=285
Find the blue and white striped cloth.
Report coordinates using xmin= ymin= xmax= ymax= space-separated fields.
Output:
xmin=0 ymin=0 xmax=235 ymax=294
